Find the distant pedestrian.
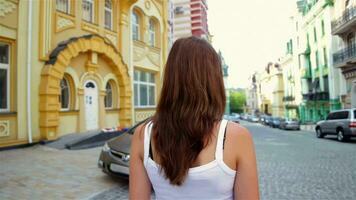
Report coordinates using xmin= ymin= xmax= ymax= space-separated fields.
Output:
xmin=129 ymin=36 xmax=259 ymax=200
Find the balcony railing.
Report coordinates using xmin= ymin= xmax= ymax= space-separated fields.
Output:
xmin=302 ymin=91 xmax=329 ymax=101
xmin=333 ymin=43 xmax=356 ymax=65
xmin=283 ymin=96 xmax=295 ymax=102
xmin=332 ymin=6 xmax=356 ymax=34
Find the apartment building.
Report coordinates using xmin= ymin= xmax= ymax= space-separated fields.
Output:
xmin=0 ymin=0 xmax=169 ymax=148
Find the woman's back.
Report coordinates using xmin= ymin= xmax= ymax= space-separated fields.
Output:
xmin=144 ymin=119 xmax=235 ymax=200
xmin=129 ymin=37 xmax=259 ymax=200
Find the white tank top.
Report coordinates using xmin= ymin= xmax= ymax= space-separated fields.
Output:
xmin=143 ymin=119 xmax=236 ymax=200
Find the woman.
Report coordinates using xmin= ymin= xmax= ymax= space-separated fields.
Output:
xmin=130 ymin=37 xmax=259 ymax=200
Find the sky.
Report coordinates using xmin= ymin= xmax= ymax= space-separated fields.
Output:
xmin=208 ymin=0 xmax=296 ymax=88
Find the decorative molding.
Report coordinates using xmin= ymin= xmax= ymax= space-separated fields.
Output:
xmin=105 ymin=33 xmax=117 ymax=46
xmin=0 ymin=0 xmax=16 ymax=17
xmin=145 ymin=0 xmax=151 ymax=10
xmin=135 ymin=110 xmax=155 ymax=122
xmin=0 ymin=120 xmax=10 ymax=137
xmin=81 ymin=22 xmax=99 ymax=34
xmin=56 ymin=15 xmax=75 ymax=33
xmin=133 ymin=43 xmax=161 ymax=67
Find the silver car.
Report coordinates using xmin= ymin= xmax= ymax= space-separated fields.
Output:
xmin=315 ymin=109 xmax=356 ymax=142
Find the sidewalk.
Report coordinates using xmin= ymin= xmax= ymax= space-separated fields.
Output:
xmin=0 ymin=145 xmax=125 ymax=200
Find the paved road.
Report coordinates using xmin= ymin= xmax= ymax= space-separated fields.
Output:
xmin=91 ymin=121 xmax=356 ymax=200
xmin=1 ymin=122 xmax=355 ymax=199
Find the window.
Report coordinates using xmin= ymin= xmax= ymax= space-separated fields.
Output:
xmin=60 ymin=78 xmax=70 ymax=110
xmin=134 ymin=70 xmax=155 ymax=107
xmin=321 ymin=20 xmax=325 ymax=36
xmin=132 ymin=11 xmax=140 ymax=41
xmin=313 ymin=27 xmax=317 ymax=42
xmin=335 ymin=111 xmax=349 ymax=120
xmin=104 ymin=0 xmax=113 ymax=30
xmin=56 ymin=0 xmax=70 ymax=14
xmin=149 ymin=19 xmax=156 ymax=47
xmin=82 ymin=0 xmax=94 ymax=23
xmin=105 ymin=82 xmax=113 ymax=108
xmin=0 ymin=43 xmax=10 ymax=111
xmin=323 ymin=47 xmax=327 ymax=67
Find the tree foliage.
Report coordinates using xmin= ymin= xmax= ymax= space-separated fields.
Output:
xmin=229 ymin=91 xmax=246 ymax=113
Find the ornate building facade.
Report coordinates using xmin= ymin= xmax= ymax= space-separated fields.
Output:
xmin=0 ymin=0 xmax=169 ymax=148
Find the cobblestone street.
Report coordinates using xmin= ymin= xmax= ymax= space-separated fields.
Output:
xmin=1 ymin=121 xmax=356 ymax=200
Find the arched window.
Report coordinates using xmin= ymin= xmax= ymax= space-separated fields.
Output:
xmin=149 ymin=19 xmax=156 ymax=47
xmin=104 ymin=0 xmax=113 ymax=30
xmin=60 ymin=77 xmax=70 ymax=110
xmin=105 ymin=82 xmax=113 ymax=108
xmin=132 ymin=11 xmax=140 ymax=41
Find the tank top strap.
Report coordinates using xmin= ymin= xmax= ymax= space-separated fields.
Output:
xmin=215 ymin=119 xmax=228 ymax=161
xmin=143 ymin=121 xmax=153 ymax=166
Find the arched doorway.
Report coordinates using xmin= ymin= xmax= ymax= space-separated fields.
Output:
xmin=84 ymin=80 xmax=99 ymax=130
xmin=39 ymin=35 xmax=132 ymax=140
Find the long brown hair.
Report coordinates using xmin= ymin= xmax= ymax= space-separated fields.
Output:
xmin=151 ymin=37 xmax=226 ymax=185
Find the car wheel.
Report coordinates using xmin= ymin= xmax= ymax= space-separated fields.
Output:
xmin=316 ymin=128 xmax=324 ymax=138
xmin=337 ymin=129 xmax=348 ymax=142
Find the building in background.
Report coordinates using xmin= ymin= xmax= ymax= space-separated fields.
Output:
xmin=219 ymin=51 xmax=230 ymax=115
xmin=279 ymin=12 xmax=303 ymax=120
xmin=297 ymin=0 xmax=344 ymax=123
xmin=0 ymin=0 xmax=169 ymax=148
xmin=172 ymin=0 xmax=211 ymax=41
xmin=257 ymin=63 xmax=284 ymax=117
xmin=331 ymin=0 xmax=356 ymax=108
xmin=245 ymin=73 xmax=259 ymax=115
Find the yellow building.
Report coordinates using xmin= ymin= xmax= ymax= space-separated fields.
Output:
xmin=257 ymin=63 xmax=284 ymax=117
xmin=0 ymin=0 xmax=169 ymax=148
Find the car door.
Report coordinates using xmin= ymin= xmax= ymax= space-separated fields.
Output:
xmin=322 ymin=112 xmax=334 ymax=133
xmin=329 ymin=112 xmax=342 ymax=134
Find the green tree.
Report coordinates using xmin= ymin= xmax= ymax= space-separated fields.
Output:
xmin=230 ymin=91 xmax=246 ymax=113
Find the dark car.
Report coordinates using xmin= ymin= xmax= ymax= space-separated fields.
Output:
xmin=271 ymin=117 xmax=283 ymax=128
xmin=279 ymin=118 xmax=300 ymax=130
xmin=265 ymin=116 xmax=273 ymax=126
xmin=315 ymin=109 xmax=356 ymax=142
xmin=98 ymin=119 xmax=148 ymax=178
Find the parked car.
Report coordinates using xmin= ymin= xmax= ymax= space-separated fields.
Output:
xmin=251 ymin=116 xmax=259 ymax=123
xmin=264 ymin=116 xmax=273 ymax=126
xmin=229 ymin=115 xmax=240 ymax=123
xmin=98 ymin=119 xmax=148 ymax=177
xmin=271 ymin=117 xmax=283 ymax=128
xmin=279 ymin=118 xmax=300 ymax=130
xmin=315 ymin=109 xmax=356 ymax=142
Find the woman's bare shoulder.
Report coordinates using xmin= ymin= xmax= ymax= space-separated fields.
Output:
xmin=227 ymin=122 xmax=253 ymax=141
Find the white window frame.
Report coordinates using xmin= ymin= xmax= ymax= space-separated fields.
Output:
xmin=134 ymin=70 xmax=156 ymax=108
xmin=60 ymin=78 xmax=70 ymax=111
xmin=105 ymin=81 xmax=113 ymax=109
xmin=132 ymin=12 xmax=140 ymax=41
xmin=56 ymin=0 xmax=71 ymax=14
xmin=0 ymin=43 xmax=10 ymax=112
xmin=104 ymin=0 xmax=113 ymax=30
xmin=82 ymin=0 xmax=94 ymax=23
xmin=149 ymin=19 xmax=155 ymax=47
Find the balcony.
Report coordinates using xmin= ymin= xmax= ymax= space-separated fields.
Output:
xmin=302 ymin=92 xmax=330 ymax=101
xmin=283 ymin=96 xmax=295 ymax=102
xmin=332 ymin=43 xmax=356 ymax=68
xmin=332 ymin=6 xmax=356 ymax=35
